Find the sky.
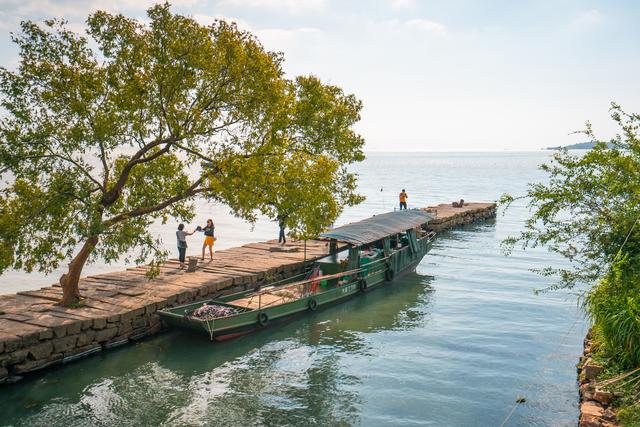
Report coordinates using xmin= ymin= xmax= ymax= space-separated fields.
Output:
xmin=0 ymin=0 xmax=638 ymax=151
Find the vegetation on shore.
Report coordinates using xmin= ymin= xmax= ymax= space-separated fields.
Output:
xmin=0 ymin=4 xmax=365 ymax=306
xmin=502 ymin=103 xmax=640 ymax=424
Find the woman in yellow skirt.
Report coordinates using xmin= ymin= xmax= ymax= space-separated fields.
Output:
xmin=201 ymin=218 xmax=215 ymax=260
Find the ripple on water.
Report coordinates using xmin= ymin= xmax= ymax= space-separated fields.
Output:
xmin=1 ymin=153 xmax=587 ymax=426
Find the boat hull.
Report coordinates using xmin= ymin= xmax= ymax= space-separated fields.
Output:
xmin=159 ymin=233 xmax=435 ymax=341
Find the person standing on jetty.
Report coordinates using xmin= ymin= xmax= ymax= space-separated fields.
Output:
xmin=176 ymin=224 xmax=195 ymax=268
xmin=277 ymin=214 xmax=287 ymax=245
xmin=399 ymin=189 xmax=408 ymax=210
xmin=200 ymin=218 xmax=215 ymax=261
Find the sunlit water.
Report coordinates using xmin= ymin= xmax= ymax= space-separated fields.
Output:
xmin=0 ymin=152 xmax=587 ymax=426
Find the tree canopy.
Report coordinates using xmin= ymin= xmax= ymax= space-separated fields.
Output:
xmin=0 ymin=4 xmax=365 ymax=305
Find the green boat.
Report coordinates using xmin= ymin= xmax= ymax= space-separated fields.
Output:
xmin=158 ymin=210 xmax=436 ymax=341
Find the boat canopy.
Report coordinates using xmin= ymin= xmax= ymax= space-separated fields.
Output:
xmin=319 ymin=210 xmax=433 ymax=246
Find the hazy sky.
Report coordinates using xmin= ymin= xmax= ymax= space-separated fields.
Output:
xmin=0 ymin=0 xmax=638 ymax=151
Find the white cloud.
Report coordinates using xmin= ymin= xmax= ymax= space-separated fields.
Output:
xmin=219 ymin=0 xmax=325 ymax=14
xmin=405 ymin=18 xmax=446 ymax=35
xmin=254 ymin=26 xmax=322 ymax=53
xmin=0 ymin=0 xmax=200 ymax=21
xmin=192 ymin=13 xmax=251 ymax=31
xmin=390 ymin=0 xmax=416 ymax=9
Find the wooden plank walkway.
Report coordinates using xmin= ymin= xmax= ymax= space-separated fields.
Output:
xmin=0 ymin=202 xmax=496 ymax=383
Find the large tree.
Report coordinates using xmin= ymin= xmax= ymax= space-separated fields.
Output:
xmin=0 ymin=4 xmax=365 ymax=306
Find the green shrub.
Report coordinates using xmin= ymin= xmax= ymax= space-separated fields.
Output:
xmin=617 ymin=403 xmax=640 ymax=427
xmin=586 ymin=264 xmax=640 ymax=368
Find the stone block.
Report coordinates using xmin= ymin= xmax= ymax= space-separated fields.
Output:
xmin=602 ymin=408 xmax=617 ymax=422
xmin=117 ymin=322 xmax=133 ymax=336
xmin=0 ymin=367 xmax=7 ymax=381
xmin=76 ymin=330 xmax=96 ymax=347
xmin=93 ymin=317 xmax=107 ymax=330
xmin=66 ymin=321 xmax=82 ymax=336
xmin=103 ymin=336 xmax=128 ymax=349
xmin=144 ymin=303 xmax=156 ymax=315
xmin=132 ymin=317 xmax=147 ymax=329
xmin=107 ymin=314 xmax=121 ymax=323
xmin=129 ymin=328 xmax=151 ymax=341
xmin=592 ymin=390 xmax=613 ymax=406
xmin=148 ymin=314 xmax=160 ymax=327
xmin=579 ymin=414 xmax=602 ymax=427
xmin=38 ymin=329 xmax=54 ymax=340
xmin=95 ymin=327 xmax=117 ymax=343
xmin=13 ymin=354 xmax=63 ymax=374
xmin=52 ymin=324 xmax=67 ymax=339
xmin=81 ymin=320 xmax=93 ymax=330
xmin=8 ymin=348 xmax=29 ymax=364
xmin=27 ymin=341 xmax=53 ymax=360
xmin=63 ymin=343 xmax=101 ymax=363
xmin=120 ymin=311 xmax=134 ymax=323
xmin=583 ymin=358 xmax=604 ymax=380
xmin=581 ymin=401 xmax=604 ymax=418
xmin=52 ymin=335 xmax=78 ymax=353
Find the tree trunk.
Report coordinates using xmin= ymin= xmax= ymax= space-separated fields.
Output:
xmin=59 ymin=236 xmax=99 ymax=307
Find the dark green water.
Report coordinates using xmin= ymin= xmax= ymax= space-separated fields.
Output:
xmin=0 ymin=153 xmax=586 ymax=426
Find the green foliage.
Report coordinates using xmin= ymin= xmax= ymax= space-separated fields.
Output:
xmin=617 ymin=403 xmax=640 ymax=427
xmin=586 ymin=264 xmax=640 ymax=367
xmin=503 ymin=103 xmax=640 ymax=416
xmin=0 ymin=4 xmax=364 ymax=297
xmin=501 ymin=103 xmax=640 ymax=290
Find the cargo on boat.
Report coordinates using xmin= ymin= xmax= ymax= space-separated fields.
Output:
xmin=158 ymin=210 xmax=436 ymax=340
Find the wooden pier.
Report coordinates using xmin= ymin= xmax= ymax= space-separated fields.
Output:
xmin=0 ymin=202 xmax=495 ymax=384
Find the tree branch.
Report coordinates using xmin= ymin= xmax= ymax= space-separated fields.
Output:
xmin=102 ymin=136 xmax=177 ymax=205
xmin=103 ymin=176 xmax=204 ymax=226
xmin=172 ymin=142 xmax=214 ymax=163
xmin=45 ymin=147 xmax=105 ymax=191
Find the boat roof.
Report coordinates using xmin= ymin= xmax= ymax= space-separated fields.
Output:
xmin=319 ymin=210 xmax=433 ymax=246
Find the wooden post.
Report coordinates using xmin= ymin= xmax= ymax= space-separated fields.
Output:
xmin=304 ymin=240 xmax=307 ymax=262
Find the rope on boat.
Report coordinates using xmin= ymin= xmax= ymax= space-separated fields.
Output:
xmin=205 ymin=318 xmax=214 ymax=341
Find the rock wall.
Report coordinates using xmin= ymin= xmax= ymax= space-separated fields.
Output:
xmin=0 ymin=263 xmax=306 ymax=384
xmin=577 ymin=329 xmax=620 ymax=427
xmin=425 ymin=203 xmax=497 ymax=232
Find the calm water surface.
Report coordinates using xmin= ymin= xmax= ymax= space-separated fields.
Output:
xmin=0 ymin=152 xmax=587 ymax=426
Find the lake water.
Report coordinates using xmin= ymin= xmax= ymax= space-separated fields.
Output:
xmin=0 ymin=152 xmax=587 ymax=426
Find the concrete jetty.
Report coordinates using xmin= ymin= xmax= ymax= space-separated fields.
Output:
xmin=0 ymin=202 xmax=496 ymax=384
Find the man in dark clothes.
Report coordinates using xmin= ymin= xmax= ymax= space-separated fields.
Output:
xmin=278 ymin=215 xmax=287 ymax=245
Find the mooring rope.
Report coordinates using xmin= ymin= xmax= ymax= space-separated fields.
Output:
xmin=499 ymin=314 xmax=582 ymax=427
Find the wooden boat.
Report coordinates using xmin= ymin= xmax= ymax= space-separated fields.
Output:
xmin=158 ymin=210 xmax=436 ymax=340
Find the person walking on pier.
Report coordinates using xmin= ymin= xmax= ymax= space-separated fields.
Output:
xmin=200 ymin=218 xmax=216 ymax=261
xmin=399 ymin=189 xmax=408 ymax=210
xmin=176 ymin=223 xmax=194 ymax=268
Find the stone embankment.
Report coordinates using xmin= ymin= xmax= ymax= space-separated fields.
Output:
xmin=577 ymin=330 xmax=620 ymax=427
xmin=423 ymin=202 xmax=497 ymax=231
xmin=0 ymin=202 xmax=496 ymax=384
